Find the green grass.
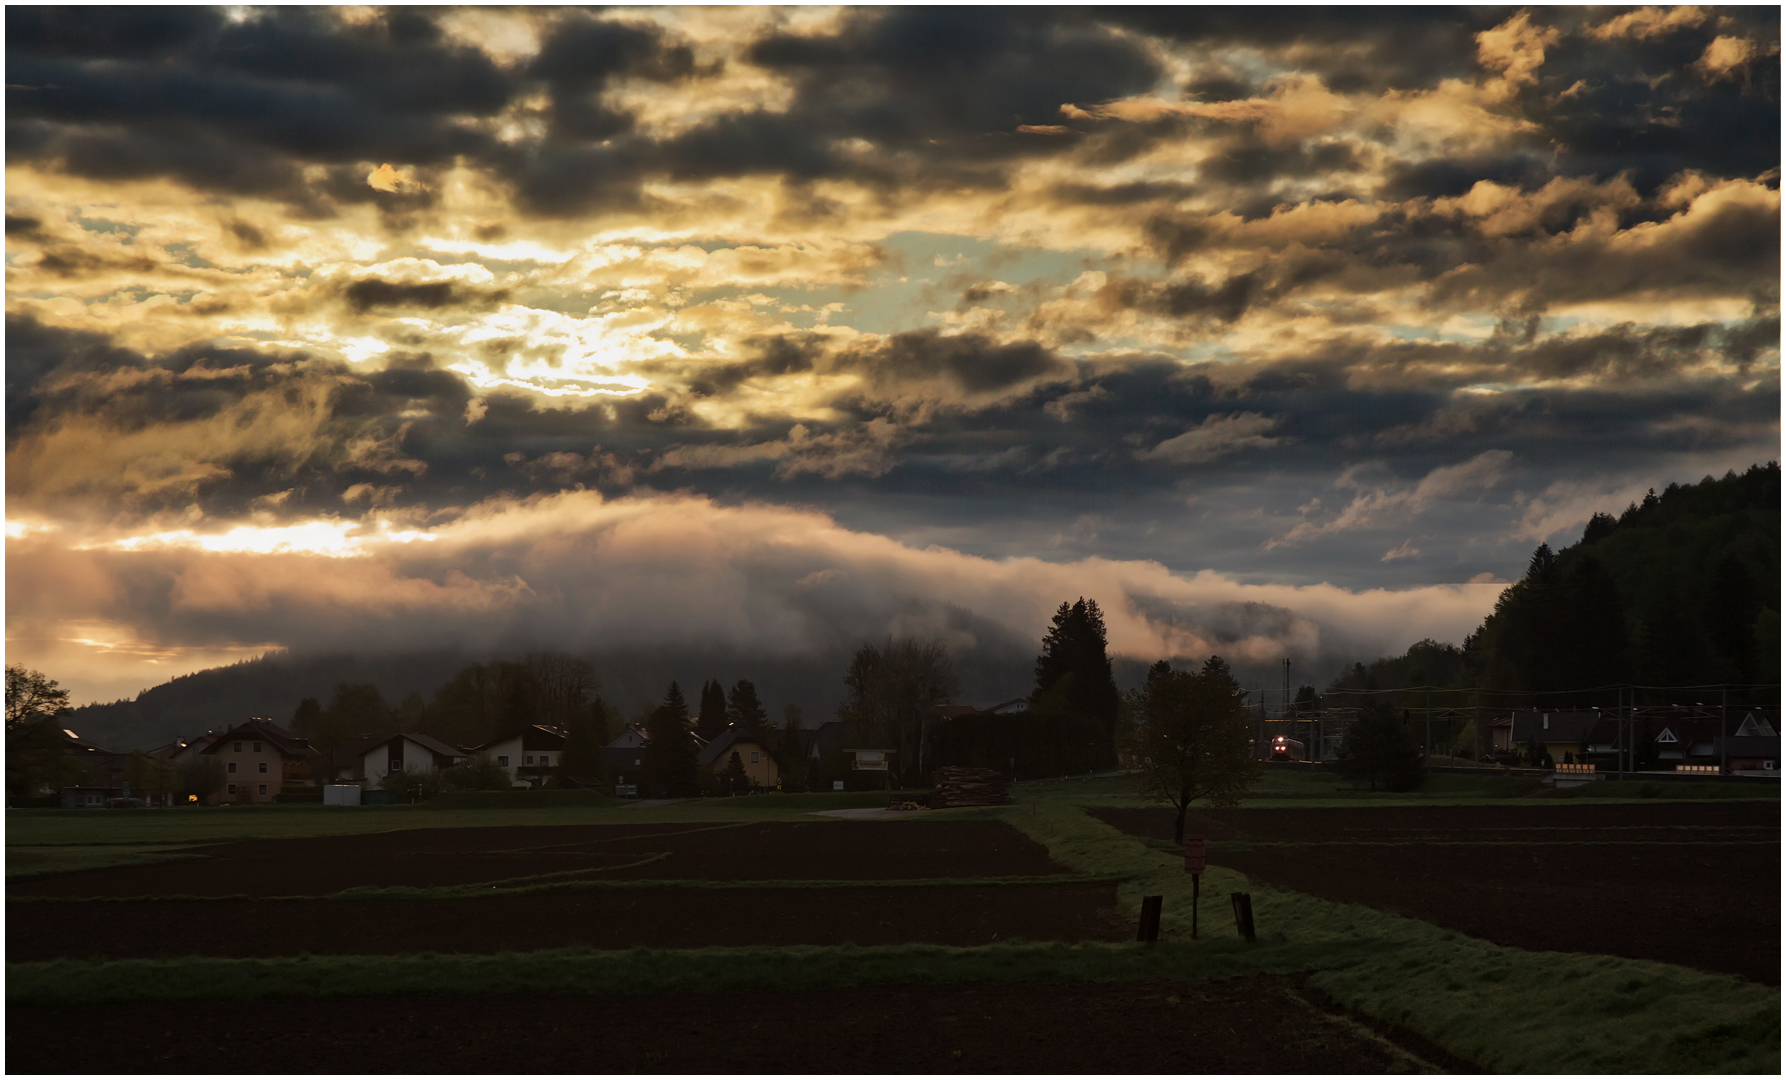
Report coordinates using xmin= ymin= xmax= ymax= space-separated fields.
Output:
xmin=994 ymin=793 xmax=1780 ymax=1074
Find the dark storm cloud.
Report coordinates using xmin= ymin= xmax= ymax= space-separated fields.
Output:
xmin=835 ymin=329 xmax=1074 ymax=396
xmin=341 ymin=278 xmax=506 ymax=314
xmin=2 ymin=7 xmax=694 ymax=217
xmin=1095 ymin=6 xmax=1514 ymax=93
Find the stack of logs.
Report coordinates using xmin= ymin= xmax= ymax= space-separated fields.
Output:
xmin=926 ymin=766 xmax=1012 ymax=808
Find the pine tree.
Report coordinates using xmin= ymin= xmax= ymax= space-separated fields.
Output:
xmin=643 ymin=681 xmax=698 ymax=798
xmin=1031 ymin=597 xmax=1121 ymax=727
xmin=727 ymin=679 xmax=768 ymax=732
xmin=696 ymin=679 xmax=729 ymax=741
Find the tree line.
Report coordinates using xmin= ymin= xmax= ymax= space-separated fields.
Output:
xmin=1326 ymin=463 xmax=1780 ymax=711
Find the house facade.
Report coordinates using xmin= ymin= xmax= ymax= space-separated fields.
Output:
xmin=475 ymin=725 xmax=569 ymax=787
xmin=334 ymin=733 xmax=469 ymax=787
xmin=697 ymin=728 xmax=781 ymax=790
xmin=201 ymin=719 xmax=320 ymax=803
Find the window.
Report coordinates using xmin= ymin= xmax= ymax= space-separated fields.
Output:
xmin=253 ymin=741 xmax=262 ymax=752
xmin=258 ymin=762 xmax=268 ymax=774
xmin=750 ymin=751 xmax=760 ymax=764
xmin=228 ymin=784 xmax=237 ymax=795
xmin=497 ymin=756 xmax=509 ymax=767
xmin=234 ymin=742 xmax=243 ymax=752
xmin=258 ymin=784 xmax=267 ymax=795
xmin=539 ymin=755 xmax=550 ymax=766
xmin=525 ymin=755 xmax=534 ymax=765
xmin=228 ymin=762 xmax=237 ymax=773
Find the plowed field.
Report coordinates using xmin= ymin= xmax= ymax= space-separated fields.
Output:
xmin=10 ymin=819 xmax=1064 ymax=898
xmin=5 ymin=975 xmax=1472 ymax=1074
xmin=1091 ymin=801 xmax=1780 ymax=984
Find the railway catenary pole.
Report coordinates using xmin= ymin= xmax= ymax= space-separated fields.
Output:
xmin=1720 ymin=684 xmax=1728 ymax=775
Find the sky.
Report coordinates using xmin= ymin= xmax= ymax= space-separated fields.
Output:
xmin=5 ymin=5 xmax=1779 ymax=707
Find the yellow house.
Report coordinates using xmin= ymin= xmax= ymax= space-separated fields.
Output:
xmin=698 ymin=728 xmax=780 ymax=790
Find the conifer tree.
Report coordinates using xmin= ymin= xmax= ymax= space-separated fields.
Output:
xmin=727 ymin=679 xmax=768 ymax=732
xmin=1031 ymin=597 xmax=1121 ymax=728
xmin=696 ymin=679 xmax=729 ymax=741
xmin=643 ymin=681 xmax=699 ymax=797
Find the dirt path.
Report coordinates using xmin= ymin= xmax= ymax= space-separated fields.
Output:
xmin=4 ymin=975 xmax=1478 ymax=1074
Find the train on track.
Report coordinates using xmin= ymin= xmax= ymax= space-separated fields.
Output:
xmin=1269 ymin=735 xmax=1306 ymax=761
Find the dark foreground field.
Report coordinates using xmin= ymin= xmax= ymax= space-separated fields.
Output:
xmin=9 ymin=820 xmax=1130 ymax=960
xmin=5 ymin=975 xmax=1470 ymax=1074
xmin=9 ymin=882 xmax=1127 ymax=960
xmin=9 ymin=820 xmax=1060 ymax=898
xmin=1091 ymin=801 xmax=1781 ymax=985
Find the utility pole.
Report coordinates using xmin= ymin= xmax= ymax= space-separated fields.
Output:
xmin=1720 ymin=684 xmax=1728 ymax=775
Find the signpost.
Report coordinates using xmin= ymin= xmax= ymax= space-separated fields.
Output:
xmin=1184 ymin=834 xmax=1206 ymax=939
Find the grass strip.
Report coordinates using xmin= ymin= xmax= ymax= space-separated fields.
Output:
xmin=997 ymin=795 xmax=1781 ymax=1074
xmin=8 ymin=872 xmax=1129 ymax=904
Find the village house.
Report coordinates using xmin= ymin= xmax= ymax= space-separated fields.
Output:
xmin=1498 ymin=710 xmax=1604 ymax=763
xmin=1716 ymin=711 xmax=1779 ymax=773
xmin=333 ymin=733 xmax=470 ymax=788
xmin=697 ymin=727 xmax=781 ymax=790
xmin=200 ymin=719 xmax=321 ymax=804
xmin=475 ymin=724 xmax=569 ymax=787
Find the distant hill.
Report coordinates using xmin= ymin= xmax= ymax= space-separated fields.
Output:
xmin=63 ymin=641 xmax=1050 ymax=753
xmin=1334 ymin=462 xmax=1780 ymax=701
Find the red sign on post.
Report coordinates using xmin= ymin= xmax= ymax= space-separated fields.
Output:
xmin=1184 ymin=834 xmax=1206 ymax=874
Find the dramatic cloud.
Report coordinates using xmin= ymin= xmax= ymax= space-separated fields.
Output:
xmin=4 ymin=7 xmax=1776 ymax=705
xmin=6 ymin=490 xmax=1502 ymax=705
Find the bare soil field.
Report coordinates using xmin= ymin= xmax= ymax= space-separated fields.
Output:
xmin=1092 ymin=802 xmax=1780 ymax=985
xmin=9 ymin=820 xmax=1062 ymax=899
xmin=4 ymin=975 xmax=1475 ymax=1074
xmin=8 ymin=882 xmax=1127 ymax=961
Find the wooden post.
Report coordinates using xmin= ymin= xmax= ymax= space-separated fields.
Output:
xmin=1192 ymin=873 xmax=1201 ymax=940
xmin=1137 ymin=895 xmax=1163 ymax=945
xmin=1230 ymin=892 xmax=1256 ymax=942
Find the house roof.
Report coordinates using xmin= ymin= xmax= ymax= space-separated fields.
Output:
xmin=1714 ymin=734 xmax=1781 ymax=755
xmin=605 ymin=724 xmax=647 ymax=750
xmin=696 ymin=727 xmax=779 ymax=767
xmin=1736 ymin=712 xmax=1777 ymax=737
xmin=202 ymin=719 xmax=314 ymax=759
xmin=472 ymin=724 xmax=569 ymax=754
xmin=332 ymin=732 xmax=468 ymax=767
xmin=1508 ymin=710 xmax=1601 ymax=745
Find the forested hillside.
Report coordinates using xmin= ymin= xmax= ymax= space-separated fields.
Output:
xmin=1334 ymin=462 xmax=1779 ymax=701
